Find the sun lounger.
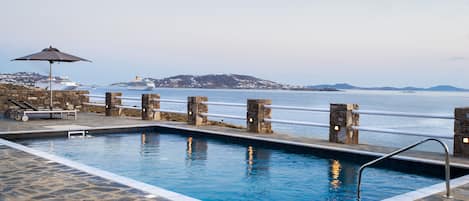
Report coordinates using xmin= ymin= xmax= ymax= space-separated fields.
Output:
xmin=7 ymin=99 xmax=78 ymax=121
xmin=7 ymin=99 xmax=30 ymax=110
xmin=19 ymin=110 xmax=77 ymax=121
xmin=19 ymin=100 xmax=39 ymax=111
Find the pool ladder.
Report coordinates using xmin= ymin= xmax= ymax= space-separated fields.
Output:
xmin=356 ymin=138 xmax=451 ymax=200
xmin=68 ymin=130 xmax=87 ymax=138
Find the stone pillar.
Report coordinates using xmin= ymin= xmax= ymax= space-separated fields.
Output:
xmin=105 ymin=92 xmax=122 ymax=116
xmin=454 ymin=107 xmax=469 ymax=157
xmin=79 ymin=92 xmax=90 ymax=112
xmin=187 ymin=96 xmax=208 ymax=126
xmin=246 ymin=99 xmax=272 ymax=134
xmin=142 ymin=94 xmax=160 ymax=120
xmin=329 ymin=104 xmax=359 ymax=144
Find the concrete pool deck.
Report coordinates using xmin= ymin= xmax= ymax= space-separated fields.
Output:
xmin=1 ymin=112 xmax=469 ymax=200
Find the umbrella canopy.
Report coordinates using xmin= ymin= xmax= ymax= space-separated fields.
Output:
xmin=12 ymin=46 xmax=90 ymax=112
xmin=13 ymin=46 xmax=91 ymax=63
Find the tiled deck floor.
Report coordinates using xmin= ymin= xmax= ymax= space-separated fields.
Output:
xmin=0 ymin=145 xmax=167 ymax=201
xmin=416 ymin=185 xmax=469 ymax=201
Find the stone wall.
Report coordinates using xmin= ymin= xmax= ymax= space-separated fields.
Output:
xmin=0 ymin=87 xmax=89 ymax=112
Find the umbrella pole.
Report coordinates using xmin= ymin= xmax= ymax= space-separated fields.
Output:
xmin=49 ymin=61 xmax=53 ymax=118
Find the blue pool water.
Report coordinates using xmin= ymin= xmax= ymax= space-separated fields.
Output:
xmin=19 ymin=131 xmax=443 ymax=201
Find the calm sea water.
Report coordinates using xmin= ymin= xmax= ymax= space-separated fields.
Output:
xmin=85 ymin=87 xmax=469 ymax=152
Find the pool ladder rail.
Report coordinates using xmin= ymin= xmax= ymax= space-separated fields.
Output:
xmin=356 ymin=138 xmax=452 ymax=200
xmin=67 ymin=130 xmax=89 ymax=138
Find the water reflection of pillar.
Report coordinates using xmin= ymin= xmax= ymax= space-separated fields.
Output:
xmin=328 ymin=160 xmax=356 ymax=191
xmin=246 ymin=146 xmax=271 ymax=176
xmin=186 ymin=136 xmax=208 ymax=163
xmin=140 ymin=132 xmax=160 ymax=157
xmin=329 ymin=160 xmax=342 ymax=189
xmin=141 ymin=132 xmax=160 ymax=145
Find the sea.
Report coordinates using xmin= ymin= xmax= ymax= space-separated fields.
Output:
xmin=84 ymin=87 xmax=469 ymax=153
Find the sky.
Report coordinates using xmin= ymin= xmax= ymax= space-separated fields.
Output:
xmin=0 ymin=0 xmax=468 ymax=87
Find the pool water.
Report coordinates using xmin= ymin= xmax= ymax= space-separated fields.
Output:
xmin=19 ymin=131 xmax=443 ymax=201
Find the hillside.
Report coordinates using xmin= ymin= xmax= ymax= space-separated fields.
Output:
xmin=0 ymin=72 xmax=48 ymax=86
xmin=113 ymin=74 xmax=337 ymax=90
xmin=308 ymin=83 xmax=469 ymax=92
xmin=0 ymin=72 xmax=69 ymax=86
xmin=149 ymin=74 xmax=289 ymax=89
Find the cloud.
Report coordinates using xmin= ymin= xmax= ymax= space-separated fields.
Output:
xmin=447 ymin=56 xmax=466 ymax=61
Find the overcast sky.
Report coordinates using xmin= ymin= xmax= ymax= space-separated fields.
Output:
xmin=0 ymin=0 xmax=468 ymax=87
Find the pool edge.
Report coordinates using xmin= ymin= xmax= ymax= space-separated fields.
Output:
xmin=382 ymin=174 xmax=469 ymax=200
xmin=0 ymin=138 xmax=200 ymax=201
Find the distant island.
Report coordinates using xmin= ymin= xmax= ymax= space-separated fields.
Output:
xmin=0 ymin=72 xmax=66 ymax=86
xmin=2 ymin=72 xmax=468 ymax=92
xmin=308 ymin=83 xmax=469 ymax=92
xmin=112 ymin=74 xmax=338 ymax=91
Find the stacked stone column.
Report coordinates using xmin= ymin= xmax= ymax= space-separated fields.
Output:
xmin=246 ymin=99 xmax=272 ymax=134
xmin=454 ymin=107 xmax=469 ymax=157
xmin=105 ymin=92 xmax=122 ymax=116
xmin=187 ymin=96 xmax=208 ymax=126
xmin=329 ymin=104 xmax=359 ymax=144
xmin=142 ymin=94 xmax=160 ymax=120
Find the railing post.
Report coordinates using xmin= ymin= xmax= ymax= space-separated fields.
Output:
xmin=80 ymin=93 xmax=90 ymax=112
xmin=247 ymin=99 xmax=272 ymax=134
xmin=329 ymin=103 xmax=359 ymax=144
xmin=142 ymin=94 xmax=160 ymax=120
xmin=454 ymin=107 xmax=469 ymax=157
xmin=187 ymin=96 xmax=208 ymax=126
xmin=105 ymin=92 xmax=122 ymax=116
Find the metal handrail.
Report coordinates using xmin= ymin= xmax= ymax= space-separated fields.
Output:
xmin=152 ymin=109 xmax=187 ymax=114
xmin=200 ymin=113 xmax=246 ymax=120
xmin=82 ymin=102 xmax=105 ymax=107
xmin=121 ymin=99 xmax=141 ymax=103
xmin=202 ymin=101 xmax=246 ymax=107
xmin=116 ymin=96 xmax=141 ymax=101
xmin=353 ymin=126 xmax=453 ymax=139
xmin=83 ymin=94 xmax=105 ymax=98
xmin=354 ymin=110 xmax=453 ymax=120
xmin=356 ymin=138 xmax=451 ymax=200
xmin=116 ymin=105 xmax=141 ymax=110
xmin=264 ymin=118 xmax=329 ymax=128
xmin=154 ymin=99 xmax=187 ymax=104
xmin=265 ymin=105 xmax=330 ymax=113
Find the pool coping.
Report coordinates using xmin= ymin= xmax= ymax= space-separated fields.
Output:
xmin=382 ymin=174 xmax=469 ymax=200
xmin=0 ymin=138 xmax=200 ymax=201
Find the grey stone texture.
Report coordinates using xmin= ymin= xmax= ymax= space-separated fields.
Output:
xmin=246 ymin=99 xmax=272 ymax=134
xmin=187 ymin=96 xmax=208 ymax=126
xmin=105 ymin=92 xmax=122 ymax=117
xmin=329 ymin=103 xmax=359 ymax=144
xmin=142 ymin=94 xmax=160 ymax=120
xmin=0 ymin=88 xmax=89 ymax=112
xmin=416 ymin=183 xmax=469 ymax=201
xmin=454 ymin=107 xmax=469 ymax=158
xmin=0 ymin=145 xmax=167 ymax=201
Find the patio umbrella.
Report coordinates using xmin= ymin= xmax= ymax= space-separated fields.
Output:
xmin=12 ymin=46 xmax=91 ymax=110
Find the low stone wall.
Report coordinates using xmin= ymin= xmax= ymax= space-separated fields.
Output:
xmin=84 ymin=104 xmax=244 ymax=129
xmin=0 ymin=85 xmax=89 ymax=112
xmin=84 ymin=105 xmax=106 ymax=114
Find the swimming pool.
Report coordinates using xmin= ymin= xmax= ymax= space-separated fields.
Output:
xmin=19 ymin=130 xmax=445 ymax=201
